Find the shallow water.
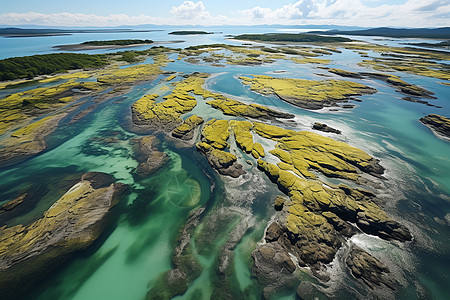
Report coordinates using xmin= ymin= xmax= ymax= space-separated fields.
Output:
xmin=0 ymin=28 xmax=449 ymax=299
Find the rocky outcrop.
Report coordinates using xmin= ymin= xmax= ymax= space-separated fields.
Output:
xmin=0 ymin=114 xmax=66 ymax=167
xmin=328 ymin=68 xmax=436 ymax=99
xmin=0 ymin=172 xmax=127 ymax=296
xmin=274 ymin=195 xmax=286 ymax=211
xmin=196 ymin=119 xmax=245 ymax=178
xmin=312 ymin=122 xmax=341 ymax=134
xmin=197 ymin=142 xmax=245 ymax=178
xmin=252 ymin=243 xmax=296 ymax=283
xmin=420 ymin=114 xmax=450 ymax=141
xmin=207 ymin=98 xmax=294 ymax=120
xmin=171 ymin=115 xmax=204 ymax=140
xmin=253 ymin=122 xmax=384 ymax=181
xmin=246 ymin=121 xmax=411 ymax=291
xmin=131 ymin=74 xmax=202 ymax=131
xmin=346 ymin=246 xmax=395 ymax=289
xmin=130 ymin=136 xmax=169 ymax=176
xmin=239 ymin=75 xmax=377 ymax=110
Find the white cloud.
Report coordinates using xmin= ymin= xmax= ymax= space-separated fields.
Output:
xmin=170 ymin=1 xmax=210 ymax=19
xmin=0 ymin=11 xmax=165 ymax=26
xmin=238 ymin=0 xmax=450 ymax=27
xmin=0 ymin=0 xmax=449 ymax=27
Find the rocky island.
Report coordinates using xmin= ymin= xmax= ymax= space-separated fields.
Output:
xmin=169 ymin=31 xmax=213 ymax=35
xmin=0 ymin=172 xmax=127 ymax=298
xmin=54 ymin=39 xmax=154 ymax=51
xmin=239 ymin=75 xmax=377 ymax=110
xmin=420 ymin=114 xmax=450 ymax=141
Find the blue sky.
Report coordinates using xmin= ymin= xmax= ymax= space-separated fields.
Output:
xmin=1 ymin=0 xmax=449 ymax=27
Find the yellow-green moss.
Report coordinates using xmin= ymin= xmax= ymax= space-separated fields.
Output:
xmin=291 ymin=57 xmax=331 ymax=65
xmin=230 ymin=120 xmax=254 ymax=153
xmin=240 ymin=75 xmax=375 ymax=109
xmin=200 ymin=119 xmax=230 ymax=150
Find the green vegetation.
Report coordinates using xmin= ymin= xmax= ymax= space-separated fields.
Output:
xmin=81 ymin=39 xmax=153 ymax=46
xmin=308 ymin=27 xmax=450 ymax=39
xmin=0 ymin=53 xmax=107 ymax=81
xmin=169 ymin=31 xmax=213 ymax=35
xmin=233 ymin=33 xmax=351 ymax=43
xmin=403 ymin=41 xmax=450 ymax=49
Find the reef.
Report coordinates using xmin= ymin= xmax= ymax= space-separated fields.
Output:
xmin=346 ymin=246 xmax=395 ymax=289
xmin=97 ymin=54 xmax=170 ymax=84
xmin=172 ymin=115 xmax=204 ymax=140
xmin=0 ymin=79 xmax=101 ymax=135
xmin=147 ymin=208 xmax=205 ymax=299
xmin=131 ymin=74 xmax=200 ymax=131
xmin=207 ymin=97 xmax=294 ymax=120
xmin=328 ymin=68 xmax=436 ymax=100
xmin=312 ymin=122 xmax=341 ymax=134
xmin=130 ymin=136 xmax=169 ymax=176
xmin=358 ymin=57 xmax=450 ymax=81
xmin=234 ymin=121 xmax=413 ymax=292
xmin=240 ymin=75 xmax=377 ymax=110
xmin=0 ymin=172 xmax=127 ymax=297
xmin=132 ymin=72 xmax=294 ymax=133
xmin=0 ymin=114 xmax=66 ymax=167
xmin=420 ymin=114 xmax=450 ymax=141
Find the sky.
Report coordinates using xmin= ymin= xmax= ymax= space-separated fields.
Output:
xmin=0 ymin=0 xmax=449 ymax=28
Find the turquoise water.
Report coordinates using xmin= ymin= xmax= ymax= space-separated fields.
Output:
xmin=0 ymin=28 xmax=449 ymax=299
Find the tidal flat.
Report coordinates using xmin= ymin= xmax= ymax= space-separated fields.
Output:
xmin=0 ymin=34 xmax=449 ymax=300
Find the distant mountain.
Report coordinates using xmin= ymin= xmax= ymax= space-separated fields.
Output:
xmin=308 ymin=27 xmax=450 ymax=39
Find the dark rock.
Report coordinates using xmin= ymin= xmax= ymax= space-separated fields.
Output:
xmin=265 ymin=222 xmax=283 ymax=242
xmin=146 ymin=269 xmax=188 ymax=300
xmin=252 ymin=243 xmax=296 ymax=284
xmin=81 ymin=172 xmax=115 ymax=188
xmin=296 ymin=281 xmax=326 ymax=300
xmin=312 ymin=122 xmax=341 ymax=134
xmin=0 ymin=194 xmax=26 ymax=212
xmin=321 ymin=211 xmax=356 ymax=237
xmin=215 ymin=162 xmax=246 ymax=178
xmin=346 ymin=246 xmax=395 ymax=289
xmin=172 ymin=115 xmax=204 ymax=140
xmin=274 ymin=195 xmax=286 ymax=211
xmin=130 ymin=136 xmax=170 ymax=176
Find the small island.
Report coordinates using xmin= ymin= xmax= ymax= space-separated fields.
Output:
xmin=54 ymin=39 xmax=154 ymax=51
xmin=420 ymin=114 xmax=450 ymax=141
xmin=308 ymin=27 xmax=450 ymax=39
xmin=233 ymin=33 xmax=351 ymax=43
xmin=169 ymin=31 xmax=213 ymax=35
xmin=81 ymin=39 xmax=153 ymax=46
xmin=403 ymin=40 xmax=450 ymax=49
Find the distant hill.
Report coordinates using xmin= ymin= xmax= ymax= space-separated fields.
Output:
xmin=169 ymin=31 xmax=213 ymax=35
xmin=308 ymin=27 xmax=450 ymax=39
xmin=233 ymin=33 xmax=351 ymax=43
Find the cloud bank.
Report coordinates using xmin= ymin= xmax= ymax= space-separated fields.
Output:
xmin=0 ymin=0 xmax=449 ymax=27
